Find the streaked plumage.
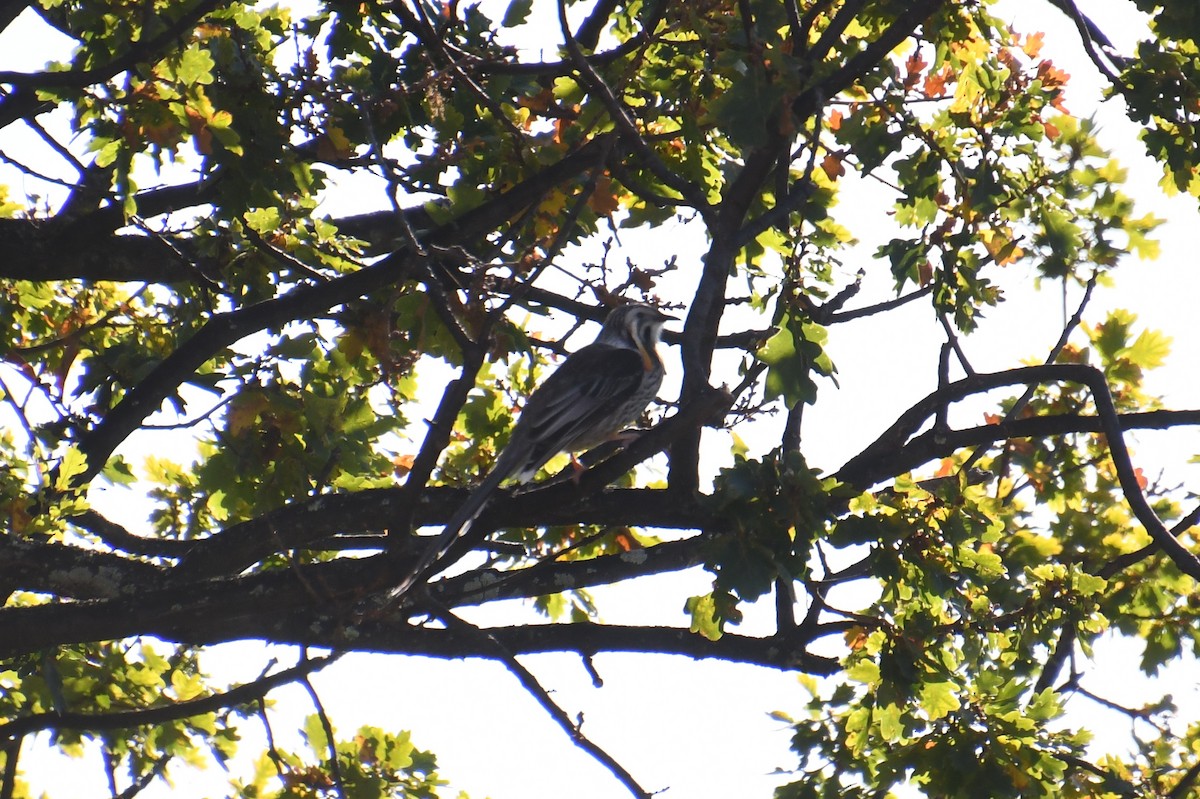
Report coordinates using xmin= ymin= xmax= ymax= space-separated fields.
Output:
xmin=394 ymin=303 xmax=672 ymax=598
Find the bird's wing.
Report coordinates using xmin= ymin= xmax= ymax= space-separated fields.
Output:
xmin=519 ymin=344 xmax=646 ymax=464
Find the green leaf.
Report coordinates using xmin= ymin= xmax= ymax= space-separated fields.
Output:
xmin=846 ymin=660 xmax=880 ymax=686
xmin=685 ymin=593 xmax=724 ymax=641
xmin=1025 ymin=688 xmax=1063 ymax=722
xmin=170 ymin=669 xmax=205 ymax=701
xmin=919 ymin=681 xmax=961 ymax=720
xmin=502 ymin=0 xmax=533 ymax=27
xmin=302 ymin=713 xmax=331 ymax=753
xmin=876 ymin=703 xmax=903 ymax=742
xmin=0 ymin=185 xmax=20 ymax=217
xmin=707 ymin=66 xmax=786 ymax=149
xmin=55 ymin=447 xmax=89 ymax=489
xmin=100 ymin=456 xmax=136 ymax=486
xmin=758 ymin=326 xmax=811 ymax=405
xmin=1120 ymin=327 xmax=1172 ymax=370
xmin=1073 ymin=571 xmax=1108 ymax=596
xmin=177 ymin=46 xmax=215 ymax=86
xmin=245 ymin=207 xmax=282 ymax=233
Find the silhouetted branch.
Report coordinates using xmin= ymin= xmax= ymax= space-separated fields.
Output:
xmin=438 ymin=610 xmax=652 ymax=799
xmin=0 ymin=653 xmax=338 ymax=742
xmin=835 ymin=364 xmax=1200 ymax=579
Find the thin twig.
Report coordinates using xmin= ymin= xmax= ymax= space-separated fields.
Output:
xmin=0 ymin=373 xmax=46 ymax=492
xmin=557 ymin=0 xmax=712 ymax=221
xmin=961 ymin=271 xmax=1096 ymax=472
xmin=257 ymin=698 xmax=287 ymax=781
xmin=0 ymin=736 xmax=20 ymax=799
xmin=241 ymin=223 xmax=331 ymax=283
xmin=113 ymin=753 xmax=172 ymax=799
xmin=299 ymin=664 xmax=346 ymax=799
xmin=938 ymin=313 xmax=976 ymax=376
xmin=436 ymin=609 xmax=652 ymax=799
xmin=1069 ymin=683 xmax=1170 ymax=735
xmin=0 ymin=653 xmax=339 ymax=742
xmin=826 ymin=284 xmax=932 ymax=323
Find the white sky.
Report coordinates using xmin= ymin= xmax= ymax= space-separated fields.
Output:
xmin=2 ymin=1 xmax=1199 ymax=798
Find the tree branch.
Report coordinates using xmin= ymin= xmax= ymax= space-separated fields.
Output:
xmin=0 ymin=0 xmax=229 ymax=129
xmin=172 ymin=485 xmax=712 ymax=582
xmin=852 ymin=408 xmax=1200 ymax=487
xmin=557 ymin=0 xmax=712 ymax=219
xmin=72 ymin=252 xmax=416 ymax=484
xmin=833 ymin=364 xmax=1200 ymax=580
xmin=0 ymin=653 xmax=337 ymax=742
xmin=438 ymin=610 xmax=652 ymax=799
xmin=807 ymin=0 xmax=947 ymax=103
xmin=0 ymin=535 xmax=164 ymax=600
xmin=0 ymin=219 xmax=198 ymax=283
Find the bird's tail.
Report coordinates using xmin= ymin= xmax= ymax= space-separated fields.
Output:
xmin=390 ymin=447 xmax=522 ymax=601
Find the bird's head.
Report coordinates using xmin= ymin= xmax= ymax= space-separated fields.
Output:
xmin=598 ymin=303 xmax=674 ymax=370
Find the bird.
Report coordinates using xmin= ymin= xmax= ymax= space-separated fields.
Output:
xmin=393 ymin=302 xmax=673 ymax=600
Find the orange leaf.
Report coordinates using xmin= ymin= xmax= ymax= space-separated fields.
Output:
xmin=516 ymin=88 xmax=554 ymax=113
xmin=1022 ymin=31 xmax=1045 ymax=59
xmin=923 ymin=69 xmax=949 ymax=98
xmin=393 ymin=453 xmax=416 ymax=477
xmin=185 ymin=107 xmax=214 ymax=154
xmin=827 ymin=108 xmax=843 ymax=131
xmin=554 ymin=115 xmax=572 ymax=144
xmin=612 ymin=530 xmax=641 ymax=552
xmin=820 ymin=153 xmax=845 ymax=180
xmin=934 ymin=458 xmax=955 ymax=478
xmin=227 ymin=391 xmax=270 ymax=436
xmin=903 ymin=51 xmax=927 ymax=90
xmin=844 ymin=625 xmax=868 ymax=651
xmin=1036 ymin=60 xmax=1070 ymax=89
xmin=315 ymin=125 xmax=354 ymax=161
xmin=587 ymin=174 xmax=621 ymax=215
xmin=997 ymin=48 xmax=1020 ymax=73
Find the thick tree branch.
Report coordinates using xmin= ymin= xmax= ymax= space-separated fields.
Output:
xmin=4 ymin=532 xmax=715 ymax=656
xmin=340 ymin=621 xmax=842 ymax=675
xmin=0 ymin=550 xmax=840 ymax=672
xmin=0 ymin=535 xmax=163 ymax=600
xmin=0 ymin=219 xmax=197 ymax=283
xmin=173 ymin=486 xmax=713 ymax=582
xmin=71 ymin=509 xmax=191 ymax=559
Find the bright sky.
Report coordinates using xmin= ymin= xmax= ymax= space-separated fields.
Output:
xmin=2 ymin=1 xmax=1199 ymax=798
